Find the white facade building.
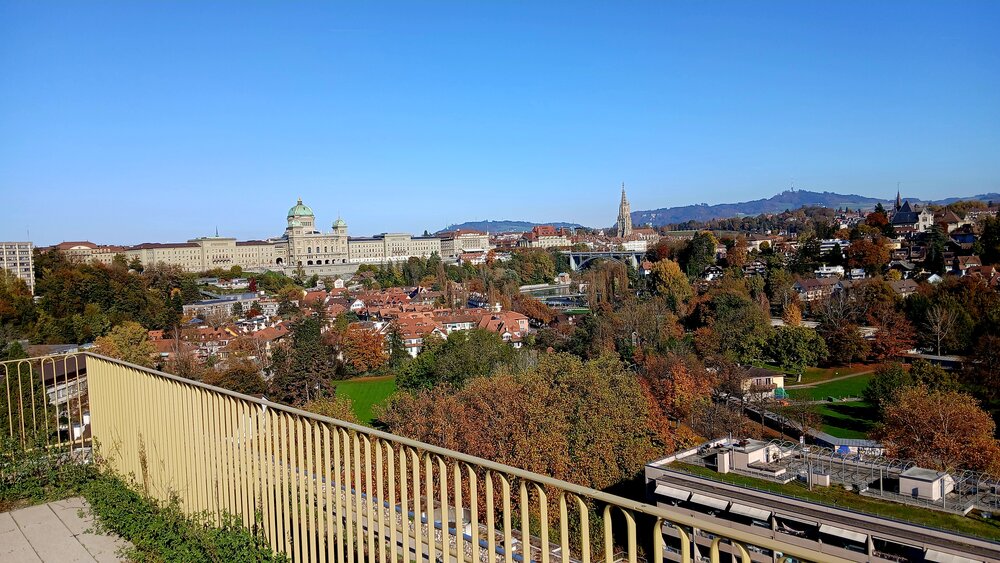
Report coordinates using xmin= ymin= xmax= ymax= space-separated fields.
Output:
xmin=0 ymin=241 xmax=34 ymax=294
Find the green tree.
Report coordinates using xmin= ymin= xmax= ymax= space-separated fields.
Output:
xmin=267 ymin=314 xmax=341 ymax=405
xmin=681 ymin=231 xmax=718 ymax=278
xmin=765 ymin=326 xmax=828 ymax=374
xmin=397 ymin=329 xmax=516 ymax=391
xmin=909 ymin=359 xmax=960 ymax=392
xmin=978 ymin=213 xmax=1000 ymax=265
xmin=386 ymin=325 xmax=409 ymax=368
xmin=924 ymin=226 xmax=948 ymax=275
xmin=0 ymin=271 xmax=36 ymax=336
xmin=695 ymin=291 xmax=772 ymax=364
xmin=863 ymin=363 xmax=913 ymax=414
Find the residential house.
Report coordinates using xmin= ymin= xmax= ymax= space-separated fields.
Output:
xmin=742 ymin=367 xmax=786 ymax=398
xmin=792 ymin=277 xmax=839 ymax=302
xmin=952 ymin=256 xmax=982 ymax=275
xmin=888 ymin=279 xmax=920 ymax=298
xmin=891 ymin=201 xmax=934 ymax=233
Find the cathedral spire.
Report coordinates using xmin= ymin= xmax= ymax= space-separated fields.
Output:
xmin=617 ymin=183 xmax=633 ymax=238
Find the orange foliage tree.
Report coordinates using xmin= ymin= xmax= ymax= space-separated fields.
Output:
xmin=873 ymin=386 xmax=1000 ymax=473
xmin=343 ymin=324 xmax=388 ymax=373
xmin=379 ymin=353 xmax=664 ymax=490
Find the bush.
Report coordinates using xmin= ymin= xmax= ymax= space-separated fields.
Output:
xmin=83 ymin=475 xmax=286 ymax=562
xmin=0 ymin=435 xmax=285 ymax=562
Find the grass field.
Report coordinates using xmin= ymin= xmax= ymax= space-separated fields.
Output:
xmin=795 ymin=364 xmax=873 ymax=385
xmin=787 ymin=373 xmax=874 ymax=401
xmin=674 ymin=463 xmax=1000 ymax=541
xmin=334 ymin=375 xmax=397 ymax=424
xmin=815 ymin=401 xmax=878 ymax=439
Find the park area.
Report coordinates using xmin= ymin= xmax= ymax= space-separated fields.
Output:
xmin=786 ymin=373 xmax=874 ymax=401
xmin=784 ymin=370 xmax=879 ymax=439
xmin=333 ymin=375 xmax=397 ymax=424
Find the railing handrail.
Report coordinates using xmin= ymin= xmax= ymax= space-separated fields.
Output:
xmin=79 ymin=352 xmax=666 ymax=512
xmin=4 ymin=351 xmax=857 ymax=562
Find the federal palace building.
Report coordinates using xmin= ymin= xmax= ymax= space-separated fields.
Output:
xmin=48 ymin=199 xmax=489 ymax=276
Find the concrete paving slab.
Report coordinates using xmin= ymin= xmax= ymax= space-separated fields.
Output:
xmin=0 ymin=528 xmax=42 ymax=562
xmin=3 ymin=498 xmax=129 ymax=562
xmin=0 ymin=510 xmax=18 ymax=533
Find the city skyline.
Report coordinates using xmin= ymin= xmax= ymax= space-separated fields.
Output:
xmin=2 ymin=1 xmax=998 ymax=244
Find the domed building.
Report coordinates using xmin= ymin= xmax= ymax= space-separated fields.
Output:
xmin=278 ymin=198 xmax=350 ymax=268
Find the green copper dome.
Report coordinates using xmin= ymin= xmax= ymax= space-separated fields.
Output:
xmin=334 ymin=217 xmax=347 ymax=228
xmin=287 ymin=198 xmax=314 ymax=218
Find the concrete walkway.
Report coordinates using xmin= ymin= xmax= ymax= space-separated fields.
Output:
xmin=0 ymin=498 xmax=129 ymax=562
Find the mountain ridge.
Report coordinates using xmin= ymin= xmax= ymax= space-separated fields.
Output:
xmin=441 ymin=190 xmax=1000 ymax=231
xmin=439 ymin=220 xmax=583 ymax=234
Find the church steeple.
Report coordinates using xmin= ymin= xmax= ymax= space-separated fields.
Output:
xmin=895 ymin=184 xmax=902 ymax=212
xmin=617 ymin=183 xmax=633 ymax=238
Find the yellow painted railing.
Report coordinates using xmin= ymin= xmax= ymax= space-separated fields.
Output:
xmin=2 ymin=353 xmax=844 ymax=563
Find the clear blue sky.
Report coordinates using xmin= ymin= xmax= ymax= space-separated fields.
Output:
xmin=1 ymin=1 xmax=998 ymax=245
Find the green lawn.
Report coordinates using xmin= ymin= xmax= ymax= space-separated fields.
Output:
xmin=815 ymin=401 xmax=878 ymax=439
xmin=334 ymin=376 xmax=397 ymax=424
xmin=674 ymin=463 xmax=1000 ymax=541
xmin=787 ymin=374 xmax=874 ymax=401
xmin=796 ymin=364 xmax=873 ymax=385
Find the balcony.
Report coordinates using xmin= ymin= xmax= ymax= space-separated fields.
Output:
xmin=1 ymin=353 xmax=845 ymax=563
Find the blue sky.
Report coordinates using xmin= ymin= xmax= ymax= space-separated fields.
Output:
xmin=1 ymin=1 xmax=998 ymax=245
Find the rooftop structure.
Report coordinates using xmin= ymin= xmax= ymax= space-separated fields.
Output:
xmin=645 ymin=437 xmax=1000 ymax=562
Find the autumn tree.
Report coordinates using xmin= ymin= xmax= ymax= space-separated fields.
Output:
xmin=817 ymin=295 xmax=869 ymax=365
xmin=636 ymin=351 xmax=715 ymax=428
xmin=726 ymin=237 xmax=749 ymax=269
xmin=342 ymin=323 xmax=388 ymax=374
xmin=847 ymin=236 xmax=890 ymax=275
xmin=204 ymin=360 xmax=266 ymax=396
xmin=303 ymin=395 xmax=359 ymax=425
xmin=868 ymin=308 xmax=915 ymax=361
xmin=649 ymin=259 xmax=693 ymax=315
xmin=781 ymin=302 xmax=802 ymax=327
xmin=93 ymin=321 xmax=155 ymax=367
xmin=766 ymin=269 xmax=797 ymax=313
xmin=874 ymin=386 xmax=1000 ymax=472
xmin=380 ymin=353 xmax=663 ymax=489
xmin=512 ymin=294 xmax=556 ymax=325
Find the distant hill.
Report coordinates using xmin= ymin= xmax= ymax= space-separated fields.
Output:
xmin=630 ymin=190 xmax=888 ymax=226
xmin=929 ymin=193 xmax=1000 ymax=206
xmin=631 ymin=190 xmax=1000 ymax=227
xmin=442 ymin=191 xmax=999 ymax=233
xmin=440 ymin=220 xmax=583 ymax=234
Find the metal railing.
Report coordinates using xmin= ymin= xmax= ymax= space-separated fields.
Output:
xmin=2 ymin=352 xmax=844 ymax=563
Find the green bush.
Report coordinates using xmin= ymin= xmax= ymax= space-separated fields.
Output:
xmin=83 ymin=474 xmax=287 ymax=562
xmin=1 ymin=435 xmax=285 ymax=562
xmin=0 ymin=435 xmax=93 ymax=510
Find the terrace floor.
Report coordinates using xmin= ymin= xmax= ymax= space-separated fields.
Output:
xmin=0 ymin=498 xmax=129 ymax=562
